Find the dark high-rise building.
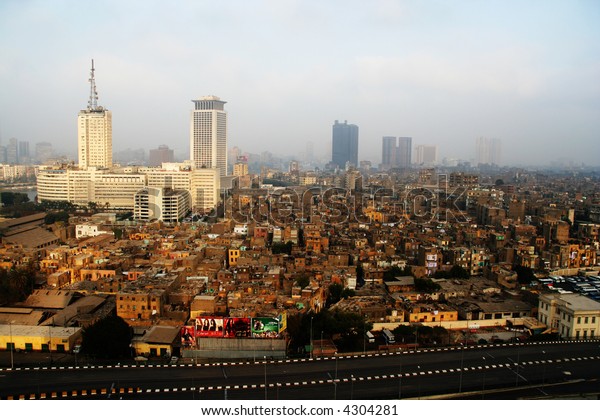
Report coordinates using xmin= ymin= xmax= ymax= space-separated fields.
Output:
xmin=18 ymin=140 xmax=30 ymax=163
xmin=397 ymin=137 xmax=412 ymax=168
xmin=331 ymin=120 xmax=358 ymax=169
xmin=381 ymin=136 xmax=397 ymax=169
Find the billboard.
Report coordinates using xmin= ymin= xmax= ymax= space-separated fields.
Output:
xmin=195 ymin=316 xmax=225 ymax=337
xmin=251 ymin=317 xmax=280 ymax=338
xmin=224 ymin=317 xmax=251 ymax=338
xmin=181 ymin=326 xmax=196 ymax=348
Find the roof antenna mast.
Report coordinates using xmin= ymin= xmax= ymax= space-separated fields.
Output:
xmin=88 ymin=59 xmax=99 ymax=111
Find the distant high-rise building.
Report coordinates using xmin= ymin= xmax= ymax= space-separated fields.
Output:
xmin=381 ymin=137 xmax=397 ymax=169
xmin=148 ymin=145 xmax=174 ymax=167
xmin=331 ymin=120 xmax=358 ymax=169
xmin=78 ymin=60 xmax=112 ymax=170
xmin=306 ymin=141 xmax=314 ymax=162
xmin=190 ymin=95 xmax=227 ymax=177
xmin=6 ymin=138 xmax=18 ymax=164
xmin=18 ymin=141 xmax=30 ymax=163
xmin=475 ymin=137 xmax=501 ymax=166
xmin=415 ymin=145 xmax=438 ymax=166
xmin=35 ymin=142 xmax=54 ymax=164
xmin=289 ymin=160 xmax=300 ymax=173
xmin=397 ymin=137 xmax=412 ymax=168
xmin=382 ymin=136 xmax=412 ymax=169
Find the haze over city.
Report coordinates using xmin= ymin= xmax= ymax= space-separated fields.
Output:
xmin=0 ymin=0 xmax=599 ymax=166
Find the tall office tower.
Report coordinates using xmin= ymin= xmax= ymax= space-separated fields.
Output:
xmin=475 ymin=137 xmax=502 ymax=166
xmin=306 ymin=141 xmax=314 ymax=162
xmin=415 ymin=145 xmax=438 ymax=166
xmin=190 ymin=95 xmax=227 ymax=177
xmin=6 ymin=138 xmax=18 ymax=164
xmin=397 ymin=137 xmax=412 ymax=168
xmin=331 ymin=120 xmax=358 ymax=169
xmin=18 ymin=140 xmax=30 ymax=163
xmin=148 ymin=145 xmax=174 ymax=166
xmin=78 ymin=60 xmax=112 ymax=170
xmin=35 ymin=142 xmax=54 ymax=163
xmin=381 ymin=136 xmax=397 ymax=169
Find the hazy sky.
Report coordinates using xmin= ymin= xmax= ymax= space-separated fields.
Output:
xmin=1 ymin=0 xmax=599 ymax=166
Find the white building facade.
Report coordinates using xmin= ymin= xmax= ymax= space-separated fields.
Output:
xmin=538 ymin=293 xmax=600 ymax=339
xmin=190 ymin=96 xmax=227 ymax=177
xmin=134 ymin=187 xmax=191 ymax=223
xmin=78 ymin=61 xmax=112 ymax=170
xmin=37 ymin=165 xmax=220 ymax=212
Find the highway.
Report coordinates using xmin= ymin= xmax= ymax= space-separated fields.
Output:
xmin=1 ymin=340 xmax=599 ymax=400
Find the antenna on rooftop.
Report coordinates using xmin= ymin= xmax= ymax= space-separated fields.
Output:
xmin=88 ymin=59 xmax=99 ymax=111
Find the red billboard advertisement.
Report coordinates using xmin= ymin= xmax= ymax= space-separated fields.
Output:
xmin=223 ymin=317 xmax=251 ymax=338
xmin=181 ymin=326 xmax=196 ymax=348
xmin=195 ymin=316 xmax=225 ymax=337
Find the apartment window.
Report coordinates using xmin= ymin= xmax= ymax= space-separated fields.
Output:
xmin=577 ymin=317 xmax=581 ymax=324
xmin=585 ymin=317 xmax=589 ymax=324
xmin=593 ymin=317 xmax=596 ymax=323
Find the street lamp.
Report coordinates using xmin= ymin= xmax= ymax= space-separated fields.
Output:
xmin=48 ymin=325 xmax=52 ymax=365
xmin=9 ymin=321 xmax=14 ymax=370
xmin=310 ymin=316 xmax=314 ymax=359
xmin=334 ymin=352 xmax=338 ymax=380
xmin=351 ymin=375 xmax=355 ymax=400
xmin=481 ymin=356 xmax=486 ymax=399
xmin=264 ymin=356 xmax=267 ymax=400
xmin=417 ymin=365 xmax=421 ymax=399
xmin=398 ymin=360 xmax=402 ymax=399
xmin=541 ymin=350 xmax=546 ymax=387
xmin=458 ymin=343 xmax=465 ymax=393
xmin=515 ymin=338 xmax=521 ymax=387
xmin=321 ymin=330 xmax=323 ymax=356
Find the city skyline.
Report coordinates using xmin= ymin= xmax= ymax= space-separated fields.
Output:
xmin=0 ymin=1 xmax=599 ymax=166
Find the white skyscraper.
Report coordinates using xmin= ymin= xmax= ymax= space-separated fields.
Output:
xmin=414 ymin=145 xmax=438 ymax=166
xmin=190 ymin=96 xmax=227 ymax=176
xmin=78 ymin=60 xmax=112 ymax=170
xmin=475 ymin=137 xmax=501 ymax=166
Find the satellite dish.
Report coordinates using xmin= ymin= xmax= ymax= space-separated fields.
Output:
xmin=152 ymin=310 xmax=157 ymax=315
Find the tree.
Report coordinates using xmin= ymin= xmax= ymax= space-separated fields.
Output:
xmin=414 ymin=277 xmax=441 ymax=293
xmin=0 ymin=192 xmax=29 ymax=207
xmin=87 ymin=202 xmax=99 ymax=213
xmin=326 ymin=283 xmax=356 ymax=307
xmin=295 ymin=274 xmax=310 ymax=289
xmin=272 ymin=241 xmax=293 ymax=255
xmin=356 ymin=262 xmax=365 ymax=287
xmin=81 ymin=316 xmax=133 ymax=359
xmin=433 ymin=265 xmax=470 ymax=279
xmin=44 ymin=211 xmax=70 ymax=225
xmin=0 ymin=265 xmax=37 ymax=305
xmin=514 ymin=265 xmax=537 ymax=284
xmin=286 ymin=309 xmax=372 ymax=355
xmin=383 ymin=265 xmax=412 ymax=282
